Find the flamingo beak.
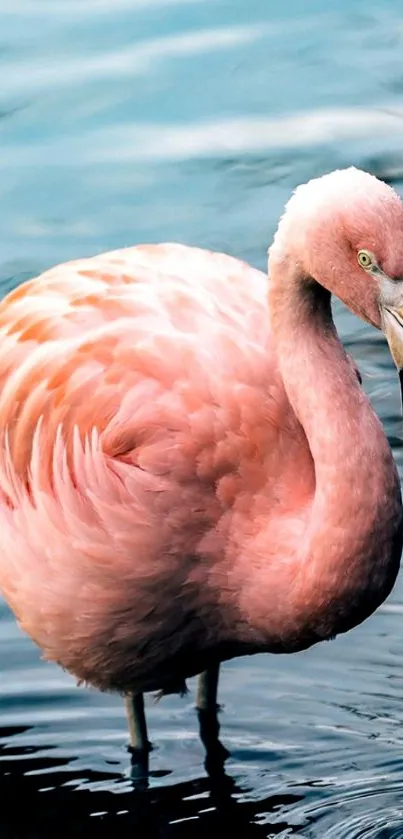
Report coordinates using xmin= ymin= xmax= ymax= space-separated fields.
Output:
xmin=381 ymin=305 xmax=403 ymax=373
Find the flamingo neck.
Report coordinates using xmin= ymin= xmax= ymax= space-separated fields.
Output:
xmin=266 ymin=253 xmax=402 ymax=645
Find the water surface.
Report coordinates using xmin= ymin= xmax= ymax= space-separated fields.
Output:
xmin=1 ymin=1 xmax=403 ymax=836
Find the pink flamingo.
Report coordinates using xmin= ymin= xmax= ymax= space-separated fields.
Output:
xmin=0 ymin=167 xmax=403 ymax=767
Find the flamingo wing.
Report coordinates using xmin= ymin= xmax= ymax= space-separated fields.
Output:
xmin=0 ymin=244 xmax=286 ymax=689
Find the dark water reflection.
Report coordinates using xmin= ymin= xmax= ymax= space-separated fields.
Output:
xmin=1 ymin=724 xmax=304 ymax=838
xmin=2 ymin=0 xmax=403 ymax=836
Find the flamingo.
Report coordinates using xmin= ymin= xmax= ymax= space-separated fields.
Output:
xmin=0 ymin=167 xmax=403 ymax=768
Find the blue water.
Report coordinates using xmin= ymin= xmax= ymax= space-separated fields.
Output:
xmin=1 ymin=1 xmax=403 ymax=836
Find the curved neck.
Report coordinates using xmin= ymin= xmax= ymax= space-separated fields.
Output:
xmin=269 ymin=256 xmax=369 ymax=473
xmin=267 ymin=253 xmax=402 ymax=644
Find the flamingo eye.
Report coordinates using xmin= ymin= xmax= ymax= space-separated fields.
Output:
xmin=357 ymin=250 xmax=373 ymax=269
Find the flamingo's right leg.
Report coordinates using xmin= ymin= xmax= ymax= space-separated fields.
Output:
xmin=196 ymin=665 xmax=229 ymax=768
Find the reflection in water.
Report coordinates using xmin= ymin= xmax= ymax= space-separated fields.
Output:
xmin=4 ymin=721 xmax=403 ymax=837
xmin=0 ymin=725 xmax=303 ymax=838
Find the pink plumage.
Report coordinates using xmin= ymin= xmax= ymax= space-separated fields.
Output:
xmin=1 ymin=167 xmax=403 ymax=759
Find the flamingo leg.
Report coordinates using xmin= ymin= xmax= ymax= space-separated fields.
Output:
xmin=125 ymin=692 xmax=152 ymax=755
xmin=197 ymin=663 xmax=220 ymax=712
xmin=196 ymin=665 xmax=229 ymax=768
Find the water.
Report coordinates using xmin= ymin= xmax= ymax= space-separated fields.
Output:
xmin=1 ymin=1 xmax=403 ymax=836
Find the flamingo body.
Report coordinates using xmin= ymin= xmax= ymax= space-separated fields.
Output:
xmin=0 ymin=244 xmax=303 ymax=693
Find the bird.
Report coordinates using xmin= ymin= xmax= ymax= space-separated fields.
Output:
xmin=0 ymin=166 xmax=403 ymax=770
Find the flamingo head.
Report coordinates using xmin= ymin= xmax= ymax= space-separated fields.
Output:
xmin=270 ymin=166 xmax=403 ymax=375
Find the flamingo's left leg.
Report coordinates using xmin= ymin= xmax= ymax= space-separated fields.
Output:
xmin=125 ymin=693 xmax=152 ymax=755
